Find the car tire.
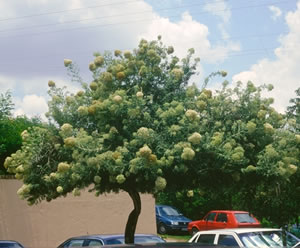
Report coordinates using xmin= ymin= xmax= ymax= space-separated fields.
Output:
xmin=158 ymin=223 xmax=167 ymax=235
xmin=192 ymin=227 xmax=199 ymax=236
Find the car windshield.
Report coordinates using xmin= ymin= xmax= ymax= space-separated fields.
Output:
xmin=106 ymin=236 xmax=165 ymax=244
xmin=238 ymin=230 xmax=300 ymax=248
xmin=0 ymin=243 xmax=23 ymax=248
xmin=160 ymin=206 xmax=181 ymax=216
xmin=134 ymin=236 xmax=165 ymax=243
xmin=234 ymin=213 xmax=256 ymax=223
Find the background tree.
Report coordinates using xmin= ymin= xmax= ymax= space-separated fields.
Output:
xmin=0 ymin=90 xmax=42 ymax=174
xmin=287 ymin=87 xmax=300 ymax=132
xmin=156 ymin=187 xmax=235 ymax=221
xmin=0 ymin=116 xmax=42 ymax=174
xmin=0 ymin=90 xmax=14 ymax=119
xmin=157 ymin=85 xmax=300 ymax=227
xmin=4 ymin=38 xmax=299 ymax=243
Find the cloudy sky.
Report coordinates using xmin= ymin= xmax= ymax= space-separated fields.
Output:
xmin=0 ymin=0 xmax=299 ymax=120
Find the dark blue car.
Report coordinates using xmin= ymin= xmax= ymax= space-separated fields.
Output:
xmin=57 ymin=234 xmax=165 ymax=247
xmin=156 ymin=205 xmax=191 ymax=235
xmin=0 ymin=241 xmax=24 ymax=248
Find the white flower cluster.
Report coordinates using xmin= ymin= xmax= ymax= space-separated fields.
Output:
xmin=155 ymin=176 xmax=167 ymax=190
xmin=188 ymin=132 xmax=202 ymax=144
xmin=181 ymin=147 xmax=195 ymax=160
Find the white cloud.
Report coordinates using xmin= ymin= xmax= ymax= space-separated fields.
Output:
xmin=203 ymin=0 xmax=231 ymax=40
xmin=203 ymin=0 xmax=231 ymax=23
xmin=0 ymin=2 xmax=16 ymax=19
xmin=138 ymin=11 xmax=240 ymax=87
xmin=269 ymin=5 xmax=282 ymax=20
xmin=0 ymin=75 xmax=16 ymax=93
xmin=0 ymin=73 xmax=81 ymax=119
xmin=14 ymin=94 xmax=48 ymax=120
xmin=1 ymin=0 xmax=241 ymax=117
xmin=233 ymin=2 xmax=300 ymax=113
xmin=139 ymin=11 xmax=239 ymax=63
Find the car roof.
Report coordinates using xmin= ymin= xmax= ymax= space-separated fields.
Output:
xmin=194 ymin=228 xmax=281 ymax=234
xmin=0 ymin=240 xmax=21 ymax=243
xmin=102 ymin=242 xmax=224 ymax=248
xmin=103 ymin=242 xmax=224 ymax=248
xmin=156 ymin=205 xmax=176 ymax=208
xmin=68 ymin=234 xmax=160 ymax=240
xmin=208 ymin=210 xmax=250 ymax=214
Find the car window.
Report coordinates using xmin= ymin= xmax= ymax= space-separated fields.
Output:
xmin=238 ymin=232 xmax=276 ymax=247
xmin=205 ymin=213 xmax=216 ymax=221
xmin=216 ymin=213 xmax=228 ymax=222
xmin=261 ymin=231 xmax=300 ymax=247
xmin=160 ymin=206 xmax=181 ymax=216
xmin=234 ymin=213 xmax=256 ymax=223
xmin=86 ymin=240 xmax=103 ymax=247
xmin=196 ymin=234 xmax=215 ymax=245
xmin=105 ymin=238 xmax=123 ymax=245
xmin=218 ymin=235 xmax=239 ymax=246
xmin=66 ymin=239 xmax=85 ymax=247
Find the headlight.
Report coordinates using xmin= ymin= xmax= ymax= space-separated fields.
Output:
xmin=171 ymin=221 xmax=179 ymax=225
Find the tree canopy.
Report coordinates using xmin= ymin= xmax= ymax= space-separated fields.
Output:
xmin=4 ymin=37 xmax=299 ymax=242
xmin=0 ymin=91 xmax=41 ymax=174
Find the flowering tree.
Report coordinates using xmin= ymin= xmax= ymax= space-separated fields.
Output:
xmin=4 ymin=37 xmax=299 ymax=243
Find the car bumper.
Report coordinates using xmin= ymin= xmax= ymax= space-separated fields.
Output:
xmin=166 ymin=225 xmax=189 ymax=232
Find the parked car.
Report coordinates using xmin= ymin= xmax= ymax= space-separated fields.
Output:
xmin=0 ymin=240 xmax=24 ymax=248
xmin=156 ymin=204 xmax=192 ymax=235
xmin=189 ymin=228 xmax=300 ymax=247
xmin=188 ymin=210 xmax=261 ymax=235
xmin=291 ymin=224 xmax=300 ymax=238
xmin=57 ymin=234 xmax=165 ymax=247
xmin=102 ymin=242 xmax=225 ymax=248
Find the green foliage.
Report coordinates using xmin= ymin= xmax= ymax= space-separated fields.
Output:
xmin=4 ymin=38 xmax=299 ymax=228
xmin=0 ymin=90 xmax=14 ymax=118
xmin=0 ymin=116 xmax=42 ymax=174
xmin=156 ymin=188 xmax=234 ymax=221
xmin=287 ymin=87 xmax=300 ymax=132
xmin=0 ymin=89 xmax=42 ymax=174
xmin=157 ymin=83 xmax=300 ymax=227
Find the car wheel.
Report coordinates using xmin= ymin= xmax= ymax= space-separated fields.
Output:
xmin=192 ymin=227 xmax=199 ymax=236
xmin=158 ymin=223 xmax=167 ymax=235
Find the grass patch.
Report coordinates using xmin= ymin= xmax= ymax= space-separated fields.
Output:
xmin=158 ymin=234 xmax=191 ymax=242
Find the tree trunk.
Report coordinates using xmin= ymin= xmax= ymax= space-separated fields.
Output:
xmin=124 ymin=189 xmax=141 ymax=244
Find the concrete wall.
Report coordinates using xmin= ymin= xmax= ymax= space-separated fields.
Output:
xmin=0 ymin=180 xmax=156 ymax=248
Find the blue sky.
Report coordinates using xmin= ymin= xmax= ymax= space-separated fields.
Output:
xmin=0 ymin=0 xmax=299 ymax=120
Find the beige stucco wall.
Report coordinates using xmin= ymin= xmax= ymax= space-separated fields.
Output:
xmin=0 ymin=180 xmax=156 ymax=248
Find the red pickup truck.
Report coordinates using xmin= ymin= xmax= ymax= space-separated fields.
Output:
xmin=188 ymin=210 xmax=261 ymax=235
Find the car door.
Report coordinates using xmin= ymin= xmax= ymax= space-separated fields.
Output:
xmin=196 ymin=234 xmax=216 ymax=245
xmin=205 ymin=212 xmax=217 ymax=230
xmin=155 ymin=206 xmax=162 ymax=224
xmin=214 ymin=213 xmax=228 ymax=229
xmin=217 ymin=234 xmax=241 ymax=247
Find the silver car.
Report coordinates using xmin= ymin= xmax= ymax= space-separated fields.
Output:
xmin=189 ymin=228 xmax=300 ymax=247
